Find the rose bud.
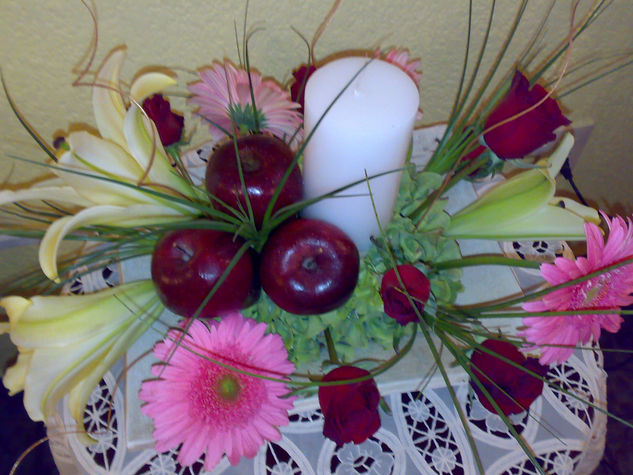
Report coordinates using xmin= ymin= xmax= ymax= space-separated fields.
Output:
xmin=470 ymin=339 xmax=549 ymax=416
xmin=380 ymin=265 xmax=431 ymax=326
xmin=289 ymin=64 xmax=316 ymax=114
xmin=142 ymin=94 xmax=185 ymax=146
xmin=318 ymin=365 xmax=381 ymax=446
xmin=483 ymin=70 xmax=570 ymax=159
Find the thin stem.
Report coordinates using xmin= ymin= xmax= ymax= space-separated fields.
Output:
xmin=474 ymin=309 xmax=633 ymax=319
xmin=324 ymin=328 xmax=341 ymax=365
xmin=463 ymin=255 xmax=633 ymax=313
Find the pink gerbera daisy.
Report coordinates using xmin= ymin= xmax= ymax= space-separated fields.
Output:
xmin=377 ymin=48 xmax=422 ymax=85
xmin=520 ymin=214 xmax=633 ymax=365
xmin=139 ymin=313 xmax=296 ymax=471
xmin=189 ymin=61 xmax=302 ymax=145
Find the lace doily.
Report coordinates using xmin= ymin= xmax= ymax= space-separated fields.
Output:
xmin=46 ymin=308 xmax=606 ymax=475
xmin=47 ymin=348 xmax=606 ymax=474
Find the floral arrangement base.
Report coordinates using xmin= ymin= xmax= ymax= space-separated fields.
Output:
xmin=36 ymin=248 xmax=606 ymax=475
xmin=123 ymin=126 xmax=527 ymax=451
xmin=50 ymin=345 xmax=606 ymax=474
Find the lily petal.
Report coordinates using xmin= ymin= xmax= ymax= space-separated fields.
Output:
xmin=540 ymin=132 xmax=575 ymax=179
xmin=59 ymin=135 xmax=154 ymax=206
xmin=124 ymin=105 xmax=195 ymax=198
xmin=0 ymin=186 xmax=92 ymax=208
xmin=3 ymin=349 xmax=32 ymax=396
xmin=469 ymin=203 xmax=591 ymax=240
xmin=130 ymin=72 xmax=177 ymax=103
xmin=1 ymin=296 xmax=32 ymax=323
xmin=445 ymin=168 xmax=553 ymax=237
xmin=66 ymin=131 xmax=144 ymax=178
xmin=24 ymin=342 xmax=98 ymax=421
xmin=445 ymin=133 xmax=597 ymax=240
xmin=6 ymin=283 xmax=158 ymax=347
xmin=68 ymin=296 xmax=158 ymax=443
xmin=550 ymin=197 xmax=600 ymax=224
xmin=39 ymin=204 xmax=190 ymax=281
xmin=1 ymin=281 xmax=160 ymax=428
xmin=93 ymin=47 xmax=128 ymax=148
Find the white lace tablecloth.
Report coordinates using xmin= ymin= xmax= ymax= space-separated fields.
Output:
xmin=47 ymin=316 xmax=606 ymax=475
xmin=45 ymin=126 xmax=607 ymax=474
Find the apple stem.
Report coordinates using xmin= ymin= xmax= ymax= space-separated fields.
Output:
xmin=175 ymin=244 xmax=194 ymax=261
xmin=324 ymin=328 xmax=341 ymax=365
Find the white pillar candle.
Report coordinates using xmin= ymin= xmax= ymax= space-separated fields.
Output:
xmin=302 ymin=57 xmax=420 ymax=252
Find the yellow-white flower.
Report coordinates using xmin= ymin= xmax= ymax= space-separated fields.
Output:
xmin=1 ymin=280 xmax=163 ymax=444
xmin=445 ymin=133 xmax=600 ymax=240
xmin=0 ymin=47 xmax=204 ymax=281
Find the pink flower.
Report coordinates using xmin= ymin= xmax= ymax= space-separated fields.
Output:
xmin=380 ymin=265 xmax=431 ymax=326
xmin=470 ymin=339 xmax=548 ymax=416
xmin=139 ymin=314 xmax=296 ymax=471
xmin=521 ymin=214 xmax=633 ymax=365
xmin=377 ymin=48 xmax=422 ymax=84
xmin=483 ymin=70 xmax=571 ymax=159
xmin=189 ymin=62 xmax=302 ymax=145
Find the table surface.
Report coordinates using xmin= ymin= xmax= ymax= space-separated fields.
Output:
xmin=44 ymin=126 xmax=607 ymax=474
xmin=47 ymin=336 xmax=607 ymax=475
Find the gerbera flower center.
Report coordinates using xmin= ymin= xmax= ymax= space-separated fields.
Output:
xmin=188 ymin=348 xmax=267 ymax=429
xmin=584 ymin=281 xmax=606 ymax=306
xmin=571 ymin=273 xmax=612 ymax=309
xmin=217 ymin=374 xmax=240 ymax=401
xmin=227 ymin=103 xmax=267 ymax=134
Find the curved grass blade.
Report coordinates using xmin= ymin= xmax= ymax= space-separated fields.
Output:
xmin=1 ymin=71 xmax=57 ymax=163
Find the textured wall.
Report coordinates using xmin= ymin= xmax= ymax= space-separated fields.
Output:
xmin=0 ymin=1 xmax=632 ymax=278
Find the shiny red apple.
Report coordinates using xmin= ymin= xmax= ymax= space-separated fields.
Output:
xmin=260 ymin=218 xmax=360 ymax=315
xmin=151 ymin=228 xmax=259 ymax=318
xmin=205 ymin=134 xmax=302 ymax=227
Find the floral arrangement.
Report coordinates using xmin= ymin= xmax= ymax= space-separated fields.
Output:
xmin=1 ymin=1 xmax=632 ymax=473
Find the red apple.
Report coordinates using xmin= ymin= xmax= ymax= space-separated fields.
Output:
xmin=151 ymin=228 xmax=259 ymax=318
xmin=205 ymin=134 xmax=302 ymax=227
xmin=260 ymin=218 xmax=360 ymax=315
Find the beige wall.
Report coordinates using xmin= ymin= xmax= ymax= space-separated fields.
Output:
xmin=0 ymin=1 xmax=632 ymax=279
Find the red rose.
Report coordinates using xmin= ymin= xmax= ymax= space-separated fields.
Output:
xmin=380 ymin=265 xmax=431 ymax=326
xmin=289 ymin=64 xmax=317 ymax=114
xmin=318 ymin=365 xmax=381 ymax=446
xmin=142 ymin=94 xmax=185 ymax=146
xmin=483 ymin=70 xmax=570 ymax=159
xmin=470 ymin=339 xmax=548 ymax=416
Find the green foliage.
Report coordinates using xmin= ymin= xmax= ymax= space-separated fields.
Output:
xmin=227 ymin=103 xmax=267 ymax=135
xmin=246 ymin=161 xmax=463 ymax=365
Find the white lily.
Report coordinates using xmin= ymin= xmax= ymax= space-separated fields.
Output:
xmin=1 ymin=47 xmax=205 ymax=281
xmin=38 ymin=204 xmax=187 ymax=281
xmin=92 ymin=47 xmax=176 ymax=150
xmin=0 ymin=185 xmax=92 ymax=209
xmin=445 ymin=133 xmax=600 ymax=240
xmin=1 ymin=280 xmax=163 ymax=444
xmin=60 ymin=46 xmax=197 ymax=204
